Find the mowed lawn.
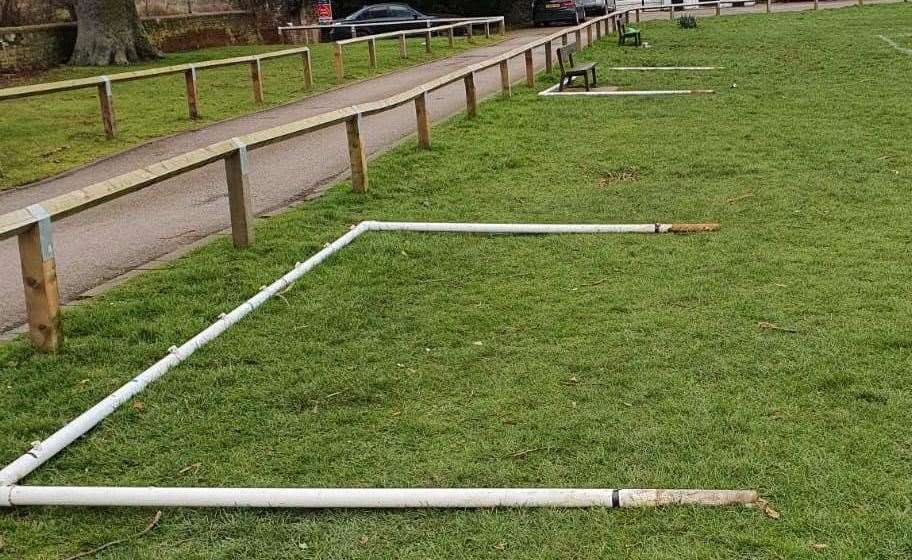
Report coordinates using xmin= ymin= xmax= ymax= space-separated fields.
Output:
xmin=0 ymin=34 xmax=499 ymax=190
xmin=1 ymin=4 xmax=912 ymax=558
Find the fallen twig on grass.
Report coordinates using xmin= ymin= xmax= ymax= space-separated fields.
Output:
xmin=63 ymin=511 xmax=162 ymax=560
xmin=506 ymin=447 xmax=548 ymax=459
xmin=758 ymin=321 xmax=797 ymax=333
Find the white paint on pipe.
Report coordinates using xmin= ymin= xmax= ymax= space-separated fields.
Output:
xmin=364 ymin=221 xmax=675 ymax=234
xmin=1 ymin=487 xmax=758 ymax=509
xmin=0 ymin=221 xmax=718 ymax=488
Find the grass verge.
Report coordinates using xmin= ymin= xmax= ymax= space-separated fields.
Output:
xmin=0 ymin=35 xmax=499 ymax=190
xmin=1 ymin=4 xmax=912 ymax=558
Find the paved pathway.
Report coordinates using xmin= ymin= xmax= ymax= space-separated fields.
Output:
xmin=0 ymin=0 xmax=902 ymax=333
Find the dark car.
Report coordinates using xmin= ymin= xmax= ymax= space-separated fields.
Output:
xmin=579 ymin=0 xmax=614 ymax=16
xmin=329 ymin=3 xmax=435 ymax=40
xmin=532 ymin=0 xmax=587 ymax=26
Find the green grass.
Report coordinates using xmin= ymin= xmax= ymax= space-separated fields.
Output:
xmin=2 ymin=4 xmax=912 ymax=558
xmin=0 ymin=35 xmax=498 ymax=190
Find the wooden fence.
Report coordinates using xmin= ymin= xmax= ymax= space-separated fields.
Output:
xmin=278 ymin=16 xmax=505 ymax=45
xmin=0 ymin=47 xmax=313 ymax=139
xmin=0 ymin=0 xmax=868 ymax=352
xmin=332 ymin=17 xmax=506 ymax=81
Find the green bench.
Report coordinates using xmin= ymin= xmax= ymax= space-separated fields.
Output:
xmin=618 ymin=21 xmax=642 ymax=47
xmin=556 ymin=43 xmax=598 ymax=92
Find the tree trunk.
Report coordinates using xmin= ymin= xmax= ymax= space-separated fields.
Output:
xmin=69 ymin=0 xmax=163 ymax=66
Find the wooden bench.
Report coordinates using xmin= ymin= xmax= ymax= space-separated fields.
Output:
xmin=618 ymin=21 xmax=642 ymax=47
xmin=556 ymin=43 xmax=598 ymax=92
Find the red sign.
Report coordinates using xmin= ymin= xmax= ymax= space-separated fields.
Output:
xmin=315 ymin=0 xmax=333 ymax=24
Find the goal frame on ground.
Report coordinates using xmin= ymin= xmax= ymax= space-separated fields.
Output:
xmin=0 ymin=220 xmax=760 ymax=510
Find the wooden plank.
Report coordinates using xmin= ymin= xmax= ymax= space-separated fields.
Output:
xmin=414 ymin=92 xmax=431 ymax=149
xmin=464 ymin=73 xmax=477 ymax=118
xmin=97 ymin=78 xmax=117 ymax=139
xmin=184 ymin=67 xmax=200 ymax=119
xmin=345 ymin=115 xmax=369 ymax=193
xmin=0 ymin=46 xmax=312 ymax=102
xmin=302 ymin=50 xmax=313 ymax=90
xmin=333 ymin=43 xmax=345 ymax=81
xmin=499 ymin=61 xmax=512 ymax=97
xmin=250 ymin=59 xmax=264 ymax=104
xmin=525 ymin=49 xmax=535 ymax=88
xmin=225 ymin=141 xmax=254 ymax=248
xmin=368 ymin=38 xmax=377 ymax=69
xmin=18 ymin=207 xmax=61 ymax=353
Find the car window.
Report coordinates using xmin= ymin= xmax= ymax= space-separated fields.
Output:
xmin=361 ymin=7 xmax=390 ymax=19
xmin=388 ymin=6 xmax=416 ymax=18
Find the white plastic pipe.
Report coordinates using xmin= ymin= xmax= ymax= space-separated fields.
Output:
xmin=608 ymin=66 xmax=724 ymax=70
xmin=0 ymin=221 xmax=718 ymax=488
xmin=1 ymin=487 xmax=758 ymax=509
xmin=0 ymin=222 xmax=370 ymax=486
xmin=363 ymin=221 xmax=710 ymax=234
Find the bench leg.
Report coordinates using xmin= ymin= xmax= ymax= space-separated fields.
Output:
xmin=559 ymin=75 xmax=565 ymax=92
xmin=591 ymin=68 xmax=597 ymax=88
xmin=583 ymin=73 xmax=590 ymax=92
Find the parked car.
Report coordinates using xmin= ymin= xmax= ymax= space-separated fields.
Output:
xmin=532 ymin=0 xmax=587 ymax=26
xmin=579 ymin=0 xmax=614 ymax=16
xmin=329 ymin=3 xmax=436 ymax=40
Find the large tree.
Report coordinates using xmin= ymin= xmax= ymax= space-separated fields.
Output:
xmin=69 ymin=0 xmax=162 ymax=66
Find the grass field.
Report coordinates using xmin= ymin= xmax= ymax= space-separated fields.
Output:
xmin=1 ymin=4 xmax=912 ymax=558
xmin=0 ymin=34 xmax=498 ymax=190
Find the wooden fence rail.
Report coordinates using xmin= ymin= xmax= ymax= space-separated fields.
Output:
xmin=278 ymin=16 xmax=505 ymax=45
xmin=0 ymin=0 xmax=864 ymax=352
xmin=0 ymin=47 xmax=313 ymax=139
xmin=331 ymin=17 xmax=506 ymax=81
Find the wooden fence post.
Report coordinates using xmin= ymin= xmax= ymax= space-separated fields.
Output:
xmin=610 ymin=17 xmax=616 ymax=34
xmin=814 ymin=0 xmax=819 ymax=9
xmin=184 ymin=66 xmax=200 ymax=119
xmin=636 ymin=8 xmax=641 ymax=22
xmin=345 ymin=115 xmax=368 ymax=193
xmin=484 ymin=22 xmax=491 ymax=38
xmin=225 ymin=140 xmax=254 ymax=248
xmin=766 ymin=0 xmax=771 ymax=13
xmin=19 ymin=205 xmax=61 ymax=353
xmin=448 ymin=27 xmax=455 ymax=47
xmin=97 ymin=76 xmax=116 ymax=138
xmin=586 ymin=23 xmax=593 ymax=46
xmin=499 ymin=60 xmax=511 ymax=97
xmin=368 ymin=38 xmax=377 ymax=68
xmin=499 ymin=19 xmax=506 ymax=35
xmin=414 ymin=92 xmax=431 ymax=149
xmin=399 ymin=34 xmax=408 ymax=58
xmin=464 ymin=72 xmax=477 ymax=118
xmin=575 ymin=29 xmax=582 ymax=46
xmin=466 ymin=23 xmax=474 ymax=43
xmin=716 ymin=2 xmax=721 ymax=15
xmin=596 ymin=19 xmax=603 ymax=40
xmin=302 ymin=50 xmax=313 ymax=90
xmin=545 ymin=40 xmax=553 ymax=72
xmin=333 ymin=43 xmax=344 ymax=81
xmin=250 ymin=58 xmax=264 ymax=103
xmin=524 ymin=49 xmax=535 ymax=88
xmin=562 ymin=33 xmax=569 ymax=46
xmin=425 ymin=30 xmax=433 ymax=53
